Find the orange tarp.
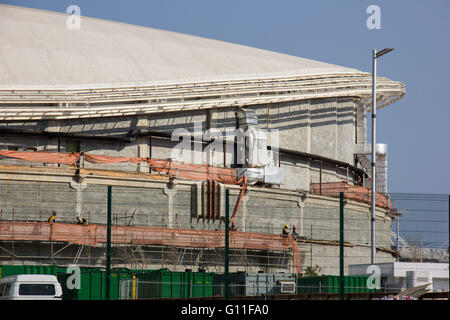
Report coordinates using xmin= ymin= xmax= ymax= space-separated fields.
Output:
xmin=147 ymin=159 xmax=237 ymax=185
xmin=83 ymin=153 xmax=144 ymax=165
xmin=0 ymin=221 xmax=292 ymax=250
xmin=311 ymin=181 xmax=391 ymax=208
xmin=0 ymin=150 xmax=80 ymax=166
xmin=0 ymin=221 xmax=300 ymax=273
xmin=0 ymin=150 xmax=238 ymax=185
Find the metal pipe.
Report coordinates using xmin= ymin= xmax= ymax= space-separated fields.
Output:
xmin=208 ymin=180 xmax=212 ymax=221
xmin=278 ymin=147 xmax=367 ymax=179
xmin=371 ymin=48 xmax=377 ymax=265
xmin=212 ymin=181 xmax=216 ymax=221
xmin=320 ymin=160 xmax=323 ymax=195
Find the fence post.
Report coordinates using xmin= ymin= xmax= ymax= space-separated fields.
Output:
xmin=106 ymin=185 xmax=112 ymax=300
xmin=225 ymin=188 xmax=230 ymax=300
xmin=339 ymin=192 xmax=345 ymax=300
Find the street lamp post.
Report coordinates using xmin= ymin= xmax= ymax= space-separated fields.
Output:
xmin=371 ymin=48 xmax=394 ymax=265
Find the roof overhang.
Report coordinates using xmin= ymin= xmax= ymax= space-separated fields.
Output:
xmin=0 ymin=5 xmax=405 ymax=121
xmin=0 ymin=72 xmax=404 ymax=121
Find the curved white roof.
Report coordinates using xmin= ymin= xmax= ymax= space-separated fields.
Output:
xmin=0 ymin=5 xmax=405 ymax=120
xmin=0 ymin=5 xmax=360 ymax=86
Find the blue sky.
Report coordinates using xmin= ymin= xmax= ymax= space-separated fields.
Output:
xmin=1 ymin=0 xmax=450 ymax=194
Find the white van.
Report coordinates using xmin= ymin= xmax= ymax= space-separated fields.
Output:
xmin=0 ymin=274 xmax=63 ymax=300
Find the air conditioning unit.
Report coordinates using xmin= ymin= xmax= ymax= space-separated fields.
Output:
xmin=279 ymin=281 xmax=296 ymax=294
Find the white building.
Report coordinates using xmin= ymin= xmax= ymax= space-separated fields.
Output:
xmin=349 ymin=262 xmax=449 ymax=292
xmin=0 ymin=4 xmax=405 ymax=274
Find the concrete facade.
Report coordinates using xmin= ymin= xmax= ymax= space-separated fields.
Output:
xmin=0 ymin=96 xmax=396 ymax=274
xmin=0 ymin=97 xmax=361 ymax=191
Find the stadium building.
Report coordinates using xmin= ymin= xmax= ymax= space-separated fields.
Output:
xmin=0 ymin=5 xmax=405 ymax=275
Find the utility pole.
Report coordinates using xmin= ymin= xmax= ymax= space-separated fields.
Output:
xmin=396 ymin=214 xmax=400 ymax=252
xmin=370 ymin=48 xmax=377 ymax=265
xmin=371 ymin=47 xmax=394 ymax=265
xmin=106 ymin=185 xmax=112 ymax=300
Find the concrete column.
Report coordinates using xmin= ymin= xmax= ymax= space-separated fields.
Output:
xmin=70 ymin=181 xmax=88 ymax=220
xmin=241 ymin=194 xmax=249 ymax=232
xmin=356 ymin=101 xmax=368 ymax=146
xmin=217 ymin=183 xmax=225 ymax=219
xmin=305 ymin=100 xmax=311 ymax=154
xmin=163 ymin=187 xmax=177 ymax=228
xmin=305 ymin=159 xmax=311 ymax=192
xmin=333 ymin=98 xmax=338 ymax=161
xmin=45 ymin=120 xmax=61 ymax=166
xmin=298 ymin=200 xmax=305 ymax=237
xmin=136 ymin=117 xmax=150 ymax=172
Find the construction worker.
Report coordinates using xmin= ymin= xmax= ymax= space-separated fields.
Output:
xmin=230 ymin=222 xmax=237 ymax=231
xmin=76 ymin=216 xmax=88 ymax=225
xmin=292 ymin=225 xmax=299 ymax=241
xmin=282 ymin=224 xmax=289 ymax=237
xmin=47 ymin=211 xmax=56 ymax=224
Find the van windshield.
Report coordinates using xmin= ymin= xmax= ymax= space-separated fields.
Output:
xmin=19 ymin=284 xmax=56 ymax=296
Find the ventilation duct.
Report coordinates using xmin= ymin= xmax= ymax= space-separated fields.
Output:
xmin=236 ymin=108 xmax=258 ymax=127
xmin=235 ymin=108 xmax=284 ymax=185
